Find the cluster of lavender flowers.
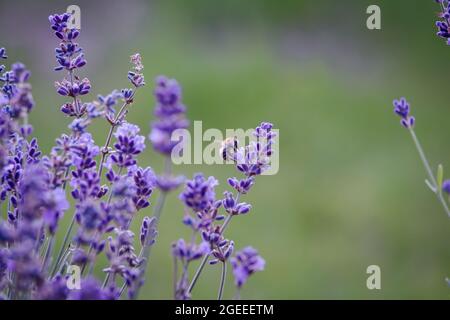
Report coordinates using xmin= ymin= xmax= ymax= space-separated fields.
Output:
xmin=172 ymin=123 xmax=274 ymax=300
xmin=0 ymin=12 xmax=273 ymax=300
xmin=435 ymin=0 xmax=450 ymax=45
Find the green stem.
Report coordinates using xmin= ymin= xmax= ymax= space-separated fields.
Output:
xmin=409 ymin=129 xmax=450 ymax=218
xmin=219 ymin=215 xmax=233 ymax=234
xmin=234 ymin=288 xmax=241 ymax=300
xmin=217 ymin=261 xmax=227 ymax=300
xmin=119 ymin=282 xmax=127 ymax=299
xmin=49 ymin=160 xmax=74 ymax=278
xmin=173 ymin=255 xmax=178 ymax=299
xmin=102 ymin=273 xmax=111 ymax=288
xmin=187 ymin=253 xmax=209 ymax=294
xmin=50 ymin=215 xmax=76 ymax=277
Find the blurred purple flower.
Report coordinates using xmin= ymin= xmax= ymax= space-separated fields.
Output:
xmin=230 ymin=247 xmax=265 ymax=289
xmin=442 ymin=180 xmax=450 ymax=194
xmin=435 ymin=0 xmax=450 ymax=45
xmin=172 ymin=238 xmax=209 ymax=262
xmin=68 ymin=277 xmax=115 ymax=300
xmin=150 ymin=76 xmax=189 ymax=155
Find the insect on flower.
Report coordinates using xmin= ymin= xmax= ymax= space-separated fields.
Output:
xmin=220 ymin=136 xmax=239 ymax=161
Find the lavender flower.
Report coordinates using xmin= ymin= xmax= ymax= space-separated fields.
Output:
xmin=104 ymin=229 xmax=141 ymax=276
xmin=209 ymin=240 xmax=234 ymax=265
xmin=393 ymin=98 xmax=415 ymax=129
xmin=132 ymin=167 xmax=156 ymax=210
xmin=179 ymin=173 xmax=218 ymax=213
xmin=0 ymin=55 xmax=35 ymax=138
xmin=7 ymin=240 xmax=45 ymax=296
xmin=75 ymin=201 xmax=104 ymax=235
xmin=0 ymin=10 xmax=272 ymax=300
xmin=111 ymin=122 xmax=146 ymax=168
xmin=68 ymin=277 xmax=113 ymax=300
xmin=96 ymin=54 xmax=146 ymax=178
xmin=156 ymin=174 xmax=185 ymax=193
xmin=172 ymin=239 xmax=209 ymax=263
xmin=42 ymin=134 xmax=73 ymax=188
xmin=34 ymin=275 xmax=69 ymax=300
xmin=140 ymin=216 xmax=157 ymax=247
xmin=102 ymin=226 xmax=150 ymax=299
xmin=128 ymin=53 xmax=145 ymax=88
xmin=70 ymin=133 xmax=101 ymax=201
xmin=442 ymin=180 xmax=450 ymax=194
xmin=435 ymin=0 xmax=450 ymax=45
xmin=49 ymin=12 xmax=93 ymax=127
xmin=43 ymin=188 xmax=70 ymax=235
xmin=172 ymin=122 xmax=275 ymax=300
xmin=392 ymin=97 xmax=450 ymax=218
xmin=97 ymin=90 xmax=122 ymax=118
xmin=230 ymin=247 xmax=265 ymax=289
xmin=223 ymin=191 xmax=251 ymax=215
xmin=0 ymin=48 xmax=7 ymax=59
xmin=150 ymin=76 xmax=189 ymax=156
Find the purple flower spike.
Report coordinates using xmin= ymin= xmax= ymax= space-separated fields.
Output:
xmin=111 ymin=122 xmax=146 ymax=168
xmin=132 ymin=166 xmax=156 ymax=210
xmin=68 ymin=277 xmax=113 ymax=300
xmin=435 ymin=0 xmax=450 ymax=45
xmin=150 ymin=76 xmax=189 ymax=155
xmin=393 ymin=98 xmax=414 ymax=129
xmin=49 ymin=13 xmax=86 ymax=72
xmin=442 ymin=180 xmax=450 ymax=194
xmin=128 ymin=53 xmax=145 ymax=87
xmin=231 ymin=247 xmax=265 ymax=289
xmin=179 ymin=173 xmax=218 ymax=213
xmin=49 ymin=11 xmax=92 ymax=121
xmin=140 ymin=216 xmax=157 ymax=247
xmin=172 ymin=239 xmax=209 ymax=262
xmin=156 ymin=174 xmax=185 ymax=192
xmin=393 ymin=98 xmax=410 ymax=118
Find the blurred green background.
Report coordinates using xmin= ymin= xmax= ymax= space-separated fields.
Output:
xmin=1 ymin=0 xmax=450 ymax=299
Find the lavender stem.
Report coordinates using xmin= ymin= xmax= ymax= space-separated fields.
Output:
xmin=50 ymin=155 xmax=76 ymax=278
xmin=173 ymin=255 xmax=178 ymax=299
xmin=154 ymin=157 xmax=172 ymax=222
xmin=41 ymin=236 xmax=55 ymax=271
xmin=187 ymin=253 xmax=209 ymax=294
xmin=234 ymin=288 xmax=241 ymax=300
xmin=217 ymin=261 xmax=227 ymax=300
xmin=409 ymin=129 xmax=450 ymax=218
xmin=219 ymin=215 xmax=233 ymax=234
xmin=119 ymin=282 xmax=127 ymax=298
xmin=50 ymin=215 xmax=76 ymax=277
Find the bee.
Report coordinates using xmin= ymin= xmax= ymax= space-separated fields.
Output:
xmin=220 ymin=136 xmax=238 ymax=161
